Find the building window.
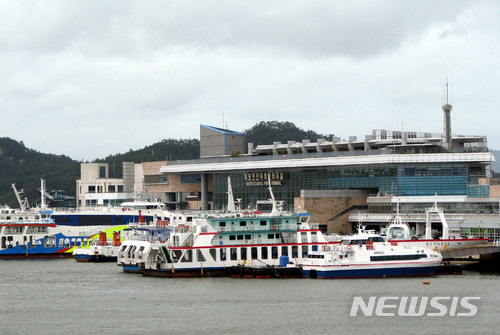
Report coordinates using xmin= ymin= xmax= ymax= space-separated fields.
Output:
xmin=88 ymin=186 xmax=96 ymax=193
xmin=99 ymin=166 xmax=106 ymax=178
xmin=181 ymin=174 xmax=201 ymax=184
xmin=108 ymin=185 xmax=116 ymax=192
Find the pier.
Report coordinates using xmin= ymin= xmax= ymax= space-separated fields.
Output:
xmin=441 ymin=242 xmax=500 ymax=260
xmin=440 ymin=242 xmax=500 ymax=272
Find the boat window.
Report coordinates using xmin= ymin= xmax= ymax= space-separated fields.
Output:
xmin=240 ymin=221 xmax=247 ymax=227
xmin=138 ymin=246 xmax=145 ymax=259
xmin=268 ymin=234 xmax=274 ymax=239
xmin=197 ymin=249 xmax=206 ymax=262
xmin=271 ymin=246 xmax=278 ymax=259
xmin=349 ymin=240 xmax=366 ymax=245
xmin=229 ymin=235 xmax=236 ymax=241
xmin=241 ymin=247 xmax=247 ymax=260
xmin=260 ymin=220 xmax=267 ymax=226
xmin=301 ymin=232 xmax=308 ymax=243
xmin=368 ymin=237 xmax=385 ymax=243
xmin=230 ymin=248 xmax=237 ymax=260
xmin=302 ymin=245 xmax=308 ymax=257
xmin=251 ymin=247 xmax=258 ymax=259
xmin=237 ymin=235 xmax=244 ymax=240
xmin=219 ymin=222 xmax=226 ymax=227
xmin=370 ymin=254 xmax=428 ymax=261
xmin=282 ymin=246 xmax=288 ymax=256
xmin=209 ymin=248 xmax=216 ymax=261
xmin=180 ymin=250 xmax=192 ymax=262
xmin=261 ymin=247 xmax=268 ymax=259
xmin=172 ymin=250 xmax=182 ymax=262
xmin=245 ymin=234 xmax=251 ymax=240
xmin=220 ymin=248 xmax=227 ymax=261
xmin=292 ymin=246 xmax=298 ymax=257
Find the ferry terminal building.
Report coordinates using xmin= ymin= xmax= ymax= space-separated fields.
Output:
xmin=78 ymin=124 xmax=500 ymax=239
xmin=158 ymin=125 xmax=498 ymax=238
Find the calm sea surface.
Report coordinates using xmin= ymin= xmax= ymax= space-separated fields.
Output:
xmin=0 ymin=259 xmax=499 ymax=335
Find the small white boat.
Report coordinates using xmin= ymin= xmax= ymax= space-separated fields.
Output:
xmin=118 ymin=221 xmax=173 ymax=273
xmin=302 ymin=227 xmax=442 ymax=279
xmin=73 ymin=231 xmax=123 ymax=262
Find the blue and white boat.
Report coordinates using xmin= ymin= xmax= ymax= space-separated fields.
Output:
xmin=302 ymin=227 xmax=442 ymax=279
xmin=0 ymin=179 xmax=173 ymax=259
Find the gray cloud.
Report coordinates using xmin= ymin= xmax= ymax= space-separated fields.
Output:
xmin=0 ymin=1 xmax=499 ymax=160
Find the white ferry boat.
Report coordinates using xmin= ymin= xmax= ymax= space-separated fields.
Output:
xmin=124 ymin=178 xmax=330 ymax=277
xmin=73 ymin=231 xmax=123 ymax=262
xmin=302 ymin=227 xmax=442 ymax=279
xmin=385 ymin=200 xmax=488 ymax=251
xmin=118 ymin=220 xmax=174 ymax=273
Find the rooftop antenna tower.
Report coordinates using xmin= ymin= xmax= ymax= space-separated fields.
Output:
xmin=442 ymin=80 xmax=452 ymax=150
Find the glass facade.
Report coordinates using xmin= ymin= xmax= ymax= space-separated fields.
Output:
xmin=212 ymin=163 xmax=487 ymax=210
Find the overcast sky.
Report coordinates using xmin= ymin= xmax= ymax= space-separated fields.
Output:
xmin=1 ymin=1 xmax=499 ymax=161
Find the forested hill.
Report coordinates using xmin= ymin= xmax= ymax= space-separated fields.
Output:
xmin=0 ymin=137 xmax=79 ymax=207
xmin=95 ymin=138 xmax=200 ymax=178
xmin=244 ymin=121 xmax=335 ymax=146
xmin=0 ymin=121 xmax=333 ymax=206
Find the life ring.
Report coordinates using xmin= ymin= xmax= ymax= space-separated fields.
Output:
xmin=323 ymin=245 xmax=327 ymax=251
xmin=347 ymin=245 xmax=352 ymax=250
xmin=221 ymin=227 xmax=225 ymax=232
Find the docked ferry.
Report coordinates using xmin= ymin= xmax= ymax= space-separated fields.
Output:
xmin=302 ymin=227 xmax=442 ymax=279
xmin=118 ymin=220 xmax=173 ymax=272
xmin=0 ymin=180 xmax=173 ymax=259
xmin=123 ymin=178 xmax=331 ymax=277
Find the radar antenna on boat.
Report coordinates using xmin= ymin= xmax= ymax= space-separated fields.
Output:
xmin=386 ymin=198 xmax=411 ymax=239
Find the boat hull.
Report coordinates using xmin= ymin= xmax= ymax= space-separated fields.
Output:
xmin=303 ymin=264 xmax=439 ymax=279
xmin=0 ymin=252 xmax=72 ymax=260
xmin=227 ymin=266 xmax=303 ymax=279
xmin=120 ymin=264 xmax=145 ymax=273
xmin=143 ymin=267 xmax=227 ymax=278
xmin=74 ymin=254 xmax=117 ymax=262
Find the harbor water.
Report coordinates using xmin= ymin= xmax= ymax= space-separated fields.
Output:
xmin=0 ymin=259 xmax=499 ymax=335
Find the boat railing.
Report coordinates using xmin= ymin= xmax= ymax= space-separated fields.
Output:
xmin=225 ymin=223 xmax=298 ymax=233
xmin=13 ymin=218 xmax=55 ymax=224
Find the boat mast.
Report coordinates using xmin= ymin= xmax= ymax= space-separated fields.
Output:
xmin=267 ymin=176 xmax=279 ymax=216
xmin=40 ymin=179 xmax=46 ymax=209
xmin=227 ymin=177 xmax=236 ymax=212
xmin=12 ymin=183 xmax=29 ymax=211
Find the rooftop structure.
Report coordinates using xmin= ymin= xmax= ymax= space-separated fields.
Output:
xmin=200 ymin=124 xmax=245 ymax=158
